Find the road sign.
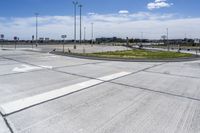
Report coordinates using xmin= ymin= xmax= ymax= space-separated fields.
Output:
xmin=0 ymin=34 xmax=4 ymax=39
xmin=45 ymin=38 xmax=50 ymax=41
xmin=39 ymin=38 xmax=44 ymax=41
xmin=61 ymin=35 xmax=67 ymax=39
xmin=32 ymin=35 xmax=34 ymax=40
xmin=194 ymin=39 xmax=200 ymax=44
xmin=14 ymin=36 xmax=18 ymax=40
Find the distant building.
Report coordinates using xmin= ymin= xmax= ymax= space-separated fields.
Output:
xmin=96 ymin=37 xmax=124 ymax=43
xmin=39 ymin=38 xmax=44 ymax=41
xmin=45 ymin=38 xmax=50 ymax=41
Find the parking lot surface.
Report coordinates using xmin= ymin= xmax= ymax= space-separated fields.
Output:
xmin=0 ymin=48 xmax=200 ymax=133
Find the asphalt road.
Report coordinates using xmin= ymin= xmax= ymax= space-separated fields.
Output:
xmin=0 ymin=48 xmax=200 ymax=133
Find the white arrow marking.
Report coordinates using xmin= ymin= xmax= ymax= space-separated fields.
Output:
xmin=12 ymin=64 xmax=42 ymax=72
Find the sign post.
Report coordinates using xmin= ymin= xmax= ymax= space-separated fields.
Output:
xmin=61 ymin=35 xmax=67 ymax=53
xmin=14 ymin=36 xmax=18 ymax=49
xmin=0 ymin=34 xmax=4 ymax=48
xmin=194 ymin=39 xmax=200 ymax=55
xmin=0 ymin=34 xmax=4 ymax=40
xmin=32 ymin=35 xmax=34 ymax=49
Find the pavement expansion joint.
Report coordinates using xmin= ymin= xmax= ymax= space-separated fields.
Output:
xmin=0 ymin=71 xmax=131 ymax=116
xmin=109 ymin=81 xmax=200 ymax=103
xmin=145 ymin=70 xmax=200 ymax=79
xmin=0 ymin=113 xmax=14 ymax=133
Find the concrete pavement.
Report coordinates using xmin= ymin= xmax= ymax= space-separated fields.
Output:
xmin=0 ymin=44 xmax=131 ymax=53
xmin=0 ymin=48 xmax=200 ymax=133
xmin=0 ymin=116 xmax=10 ymax=133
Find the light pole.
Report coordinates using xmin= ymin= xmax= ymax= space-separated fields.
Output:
xmin=140 ymin=32 xmax=143 ymax=48
xmin=84 ymin=27 xmax=86 ymax=42
xmin=141 ymin=32 xmax=143 ymax=40
xmin=91 ymin=23 xmax=94 ymax=44
xmin=35 ymin=13 xmax=39 ymax=47
xmin=73 ymin=1 xmax=78 ymax=44
xmin=79 ymin=4 xmax=83 ymax=44
xmin=167 ymin=28 xmax=169 ymax=51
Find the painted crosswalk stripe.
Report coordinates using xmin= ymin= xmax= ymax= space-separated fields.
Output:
xmin=0 ymin=71 xmax=131 ymax=115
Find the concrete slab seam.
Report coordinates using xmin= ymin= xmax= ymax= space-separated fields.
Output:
xmin=109 ymin=81 xmax=200 ymax=103
xmin=145 ymin=70 xmax=200 ymax=79
xmin=0 ymin=72 xmax=131 ymax=116
xmin=0 ymin=112 xmax=13 ymax=133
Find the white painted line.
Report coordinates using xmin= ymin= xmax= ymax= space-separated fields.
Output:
xmin=12 ymin=64 xmax=42 ymax=72
xmin=38 ymin=65 xmax=53 ymax=69
xmin=0 ymin=72 xmax=131 ymax=115
xmin=98 ymin=72 xmax=131 ymax=81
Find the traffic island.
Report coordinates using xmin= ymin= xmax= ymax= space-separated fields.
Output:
xmin=51 ymin=49 xmax=199 ymax=62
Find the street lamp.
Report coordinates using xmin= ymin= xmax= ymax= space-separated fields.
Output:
xmin=79 ymin=4 xmax=83 ymax=44
xmin=35 ymin=13 xmax=39 ymax=47
xmin=91 ymin=22 xmax=94 ymax=44
xmin=167 ymin=28 xmax=169 ymax=51
xmin=73 ymin=1 xmax=78 ymax=44
xmin=84 ymin=27 xmax=86 ymax=42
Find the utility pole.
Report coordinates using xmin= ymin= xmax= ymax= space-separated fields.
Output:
xmin=91 ymin=23 xmax=94 ymax=44
xmin=79 ymin=4 xmax=83 ymax=44
xmin=73 ymin=1 xmax=78 ymax=44
xmin=35 ymin=13 xmax=39 ymax=47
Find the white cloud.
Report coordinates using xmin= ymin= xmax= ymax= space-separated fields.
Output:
xmin=118 ymin=10 xmax=129 ymax=14
xmin=147 ymin=0 xmax=173 ymax=10
xmin=0 ymin=12 xmax=199 ymax=40
xmin=155 ymin=0 xmax=166 ymax=2
xmin=88 ymin=12 xmax=96 ymax=16
xmin=86 ymin=12 xmax=175 ymax=23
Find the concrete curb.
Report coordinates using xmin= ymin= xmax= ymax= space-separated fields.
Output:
xmin=51 ymin=51 xmax=200 ymax=63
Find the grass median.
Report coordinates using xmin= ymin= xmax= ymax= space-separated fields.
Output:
xmin=78 ymin=49 xmax=193 ymax=59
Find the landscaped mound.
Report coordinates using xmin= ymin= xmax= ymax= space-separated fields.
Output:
xmin=81 ymin=49 xmax=193 ymax=59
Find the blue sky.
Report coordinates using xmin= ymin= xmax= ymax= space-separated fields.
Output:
xmin=0 ymin=0 xmax=199 ymax=17
xmin=0 ymin=0 xmax=200 ymax=40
